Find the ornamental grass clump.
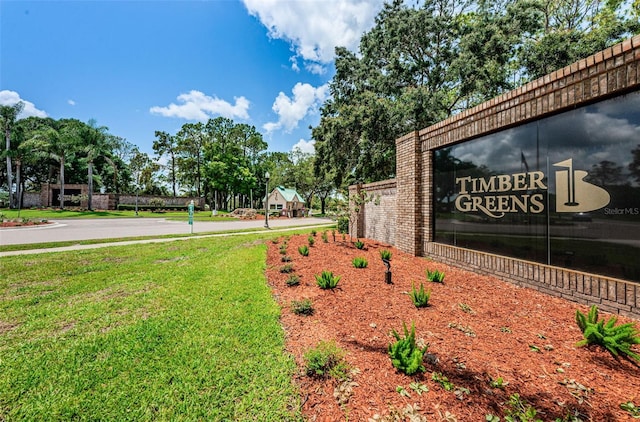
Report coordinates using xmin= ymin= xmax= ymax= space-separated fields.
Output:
xmin=321 ymin=231 xmax=329 ymax=243
xmin=285 ymin=274 xmax=300 ymax=287
xmin=380 ymin=249 xmax=392 ymax=260
xmin=352 ymin=257 xmax=368 ymax=268
xmin=354 ymin=240 xmax=365 ymax=250
xmin=304 ymin=340 xmax=350 ymax=380
xmin=298 ymin=245 xmax=310 ymax=256
xmin=315 ymin=270 xmax=341 ymax=289
xmin=426 ymin=269 xmax=445 ymax=283
xmin=308 ymin=236 xmax=315 ymax=246
xmin=291 ymin=299 xmax=314 ymax=316
xmin=388 ymin=321 xmax=428 ymax=375
xmin=409 ymin=282 xmax=431 ymax=308
xmin=279 ymin=264 xmax=294 ymax=274
xmin=575 ymin=305 xmax=640 ymax=363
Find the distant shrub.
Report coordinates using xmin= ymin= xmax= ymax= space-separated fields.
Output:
xmin=352 ymin=257 xmax=368 ymax=268
xmin=426 ymin=269 xmax=445 ymax=283
xmin=280 ymin=264 xmax=294 ymax=274
xmin=291 ymin=299 xmax=314 ymax=316
xmin=409 ymin=283 xmax=431 ymax=308
xmin=380 ymin=249 xmax=392 ymax=260
xmin=298 ymin=245 xmax=309 ymax=256
xmin=315 ymin=271 xmax=340 ymax=289
xmin=285 ymin=275 xmax=300 ymax=287
xmin=337 ymin=217 xmax=349 ymax=234
xmin=308 ymin=236 xmax=315 ymax=246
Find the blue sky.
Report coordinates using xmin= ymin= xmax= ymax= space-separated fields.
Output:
xmin=1 ymin=0 xmax=384 ymax=157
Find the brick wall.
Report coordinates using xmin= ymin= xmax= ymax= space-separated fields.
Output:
xmin=351 ymin=35 xmax=640 ymax=319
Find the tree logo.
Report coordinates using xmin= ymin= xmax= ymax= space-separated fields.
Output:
xmin=554 ymin=158 xmax=610 ymax=212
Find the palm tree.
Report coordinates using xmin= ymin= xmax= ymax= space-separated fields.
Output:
xmin=1 ymin=102 xmax=24 ymax=208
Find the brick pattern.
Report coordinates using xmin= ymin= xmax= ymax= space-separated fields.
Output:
xmin=395 ymin=131 xmax=422 ymax=255
xmin=357 ymin=180 xmax=397 ymax=246
xmin=351 ymin=36 xmax=640 ymax=319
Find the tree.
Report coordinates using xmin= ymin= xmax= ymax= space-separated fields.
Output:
xmin=153 ymin=131 xmax=178 ymax=197
xmin=80 ymin=119 xmax=111 ymax=210
xmin=1 ymin=101 xmax=24 ymax=208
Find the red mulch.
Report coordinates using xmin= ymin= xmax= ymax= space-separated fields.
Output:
xmin=0 ymin=221 xmax=50 ymax=228
xmin=265 ymin=233 xmax=640 ymax=421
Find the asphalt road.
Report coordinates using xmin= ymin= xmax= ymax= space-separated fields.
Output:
xmin=0 ymin=217 xmax=333 ymax=246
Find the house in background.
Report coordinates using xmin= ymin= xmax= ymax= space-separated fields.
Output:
xmin=265 ymin=186 xmax=305 ymax=217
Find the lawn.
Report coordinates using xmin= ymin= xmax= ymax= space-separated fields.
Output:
xmin=0 ymin=232 xmax=305 ymax=421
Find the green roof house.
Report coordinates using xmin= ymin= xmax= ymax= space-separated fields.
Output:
xmin=265 ymin=186 xmax=305 ymax=217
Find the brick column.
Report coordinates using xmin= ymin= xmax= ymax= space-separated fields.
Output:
xmin=395 ymin=131 xmax=422 ymax=255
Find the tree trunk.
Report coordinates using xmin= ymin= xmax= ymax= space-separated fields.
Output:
xmin=88 ymin=161 xmax=93 ymax=210
xmin=15 ymin=158 xmax=21 ymax=210
xmin=59 ymin=157 xmax=65 ymax=210
xmin=5 ymin=128 xmax=14 ymax=208
xmin=321 ymin=197 xmax=326 ymax=215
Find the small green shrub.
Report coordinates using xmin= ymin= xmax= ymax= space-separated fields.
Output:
xmin=308 ymin=236 xmax=315 ymax=246
xmin=304 ymin=340 xmax=349 ymax=380
xmin=620 ymin=401 xmax=640 ymax=417
xmin=426 ymin=269 xmax=445 ymax=283
xmin=321 ymin=231 xmax=329 ymax=243
xmin=352 ymin=257 xmax=368 ymax=268
xmin=279 ymin=264 xmax=294 ymax=274
xmin=298 ymin=245 xmax=310 ymax=256
xmin=380 ymin=249 xmax=392 ymax=260
xmin=311 ymin=229 xmax=317 ymax=236
xmin=281 ymin=255 xmax=292 ymax=262
xmin=279 ymin=244 xmax=288 ymax=255
xmin=315 ymin=270 xmax=341 ymax=289
xmin=291 ymin=299 xmax=314 ymax=316
xmin=285 ymin=274 xmax=300 ymax=287
xmin=409 ymin=282 xmax=431 ymax=308
xmin=354 ymin=240 xmax=365 ymax=250
xmin=388 ymin=321 xmax=428 ymax=375
xmin=575 ymin=305 xmax=640 ymax=362
xmin=337 ymin=217 xmax=349 ymax=234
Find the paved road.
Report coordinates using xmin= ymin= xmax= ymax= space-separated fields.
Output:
xmin=0 ymin=217 xmax=333 ymax=246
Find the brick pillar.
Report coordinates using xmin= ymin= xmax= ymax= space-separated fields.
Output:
xmin=422 ymin=149 xmax=433 ymax=246
xmin=395 ymin=131 xmax=422 ymax=255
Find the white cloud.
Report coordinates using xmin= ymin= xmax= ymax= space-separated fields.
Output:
xmin=264 ymin=83 xmax=328 ymax=133
xmin=242 ymin=0 xmax=383 ymax=67
xmin=292 ymin=138 xmax=315 ymax=155
xmin=150 ymin=90 xmax=250 ymax=121
xmin=68 ymin=99 xmax=76 ymax=106
xmin=0 ymin=90 xmax=48 ymax=119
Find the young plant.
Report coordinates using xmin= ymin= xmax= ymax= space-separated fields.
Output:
xmin=281 ymin=255 xmax=292 ymax=262
xmin=311 ymin=229 xmax=317 ymax=236
xmin=575 ymin=305 xmax=640 ymax=362
xmin=431 ymin=372 xmax=454 ymax=391
xmin=380 ymin=249 xmax=392 ymax=260
xmin=321 ymin=231 xmax=329 ymax=243
xmin=409 ymin=282 xmax=431 ymax=308
xmin=315 ymin=270 xmax=341 ymax=289
xmin=279 ymin=264 xmax=294 ymax=273
xmin=504 ymin=393 xmax=543 ymax=422
xmin=354 ymin=240 xmax=365 ymax=250
xmin=620 ymin=401 xmax=640 ymax=417
xmin=279 ymin=245 xmax=288 ymax=255
xmin=426 ymin=269 xmax=445 ymax=283
xmin=352 ymin=257 xmax=368 ymax=268
xmin=303 ymin=340 xmax=350 ymax=380
xmin=291 ymin=299 xmax=314 ymax=316
xmin=332 ymin=230 xmax=336 ymax=242
xmin=298 ymin=245 xmax=310 ymax=257
xmin=308 ymin=236 xmax=315 ymax=246
xmin=285 ymin=274 xmax=300 ymax=287
xmin=388 ymin=321 xmax=428 ymax=375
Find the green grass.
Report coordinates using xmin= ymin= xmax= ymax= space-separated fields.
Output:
xmin=0 ymin=208 xmax=235 ymax=221
xmin=0 ymin=233 xmax=303 ymax=421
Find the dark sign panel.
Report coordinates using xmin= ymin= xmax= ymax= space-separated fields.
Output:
xmin=52 ymin=189 xmax=83 ymax=207
xmin=434 ymin=91 xmax=640 ymax=282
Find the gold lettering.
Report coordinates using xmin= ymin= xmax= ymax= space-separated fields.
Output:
xmin=456 ymin=176 xmax=471 ymax=194
xmin=530 ymin=193 xmax=544 ymax=213
xmin=479 ymin=177 xmax=496 ymax=193
xmin=454 ymin=194 xmax=472 ymax=211
xmin=512 ymin=173 xmax=527 ymax=191
xmin=497 ymin=175 xmax=512 ymax=192
xmin=529 ymin=171 xmax=546 ymax=190
xmin=511 ymin=195 xmax=527 ymax=212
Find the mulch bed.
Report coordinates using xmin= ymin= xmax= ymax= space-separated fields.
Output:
xmin=265 ymin=233 xmax=640 ymax=421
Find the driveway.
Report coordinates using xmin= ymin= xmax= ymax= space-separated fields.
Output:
xmin=0 ymin=217 xmax=333 ymax=246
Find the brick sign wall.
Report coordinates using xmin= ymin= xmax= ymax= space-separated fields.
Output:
xmin=352 ymin=35 xmax=640 ymax=319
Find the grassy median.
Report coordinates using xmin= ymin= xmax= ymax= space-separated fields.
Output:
xmin=0 ymin=233 xmax=303 ymax=421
